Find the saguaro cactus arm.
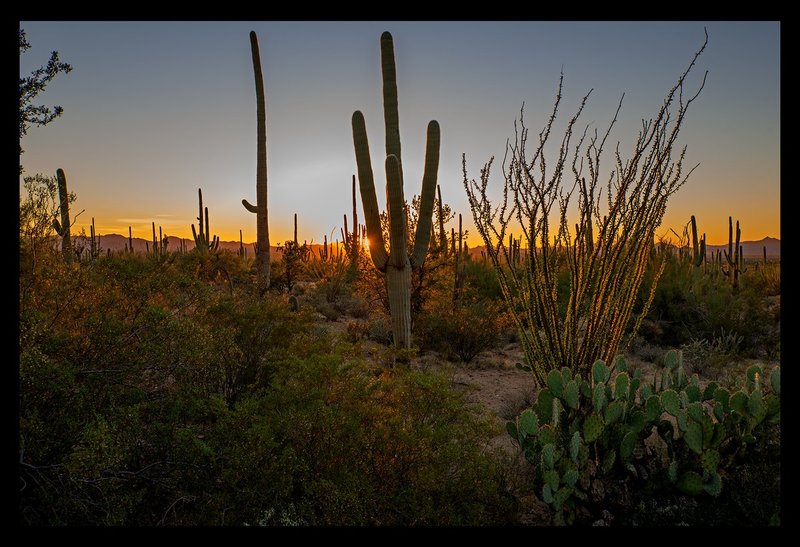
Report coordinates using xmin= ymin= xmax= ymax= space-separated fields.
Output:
xmin=381 ymin=32 xmax=401 ymax=166
xmin=409 ymin=120 xmax=441 ymax=268
xmin=353 ymin=110 xmax=390 ymax=270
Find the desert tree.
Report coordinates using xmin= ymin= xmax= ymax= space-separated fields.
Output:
xmin=19 ymin=29 xmax=73 ymax=170
xmin=463 ymin=31 xmax=708 ymax=386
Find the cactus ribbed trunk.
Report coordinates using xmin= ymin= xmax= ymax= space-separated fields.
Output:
xmin=54 ymin=168 xmax=72 ymax=262
xmin=242 ymin=30 xmax=271 ymax=290
xmin=437 ymin=184 xmax=446 ymax=255
xmin=352 ymin=31 xmax=440 ymax=351
xmin=386 ymin=257 xmax=413 ymax=348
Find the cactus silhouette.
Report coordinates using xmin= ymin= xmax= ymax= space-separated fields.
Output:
xmin=191 ymin=188 xmax=219 ymax=253
xmin=51 ymin=168 xmax=72 ymax=262
xmin=242 ymin=30 xmax=271 ymax=289
xmin=351 ymin=31 xmax=441 ymax=350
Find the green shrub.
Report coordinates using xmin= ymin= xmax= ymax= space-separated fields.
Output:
xmin=641 ymin=254 xmax=779 ymax=360
xmin=366 ymin=315 xmax=394 ymax=345
xmin=19 ymin=250 xmax=518 ymax=526
xmin=416 ymin=298 xmax=510 ymax=363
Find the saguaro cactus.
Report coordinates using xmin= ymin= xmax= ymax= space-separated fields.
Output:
xmin=342 ymin=174 xmax=362 ymax=268
xmin=242 ymin=30 xmax=271 ymax=289
xmin=352 ymin=31 xmax=441 ymax=349
xmin=152 ymin=222 xmax=159 ymax=257
xmin=722 ymin=216 xmax=743 ymax=289
xmin=89 ymin=217 xmax=99 ymax=260
xmin=690 ymin=215 xmax=706 ymax=269
xmin=192 ymin=188 xmax=219 ymax=253
xmin=51 ymin=168 xmax=73 ymax=262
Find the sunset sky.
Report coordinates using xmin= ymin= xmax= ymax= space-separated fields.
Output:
xmin=19 ymin=21 xmax=779 ymax=246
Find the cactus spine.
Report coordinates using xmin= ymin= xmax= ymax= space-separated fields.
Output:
xmin=52 ymin=168 xmax=72 ymax=262
xmin=242 ymin=30 xmax=271 ymax=289
xmin=351 ymin=31 xmax=441 ymax=349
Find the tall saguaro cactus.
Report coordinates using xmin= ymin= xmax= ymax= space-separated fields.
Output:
xmin=52 ymin=168 xmax=72 ymax=263
xmin=192 ymin=188 xmax=219 ymax=253
xmin=242 ymin=30 xmax=271 ymax=289
xmin=351 ymin=31 xmax=441 ymax=349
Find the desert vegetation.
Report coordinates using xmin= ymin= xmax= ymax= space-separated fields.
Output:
xmin=19 ymin=28 xmax=779 ymax=526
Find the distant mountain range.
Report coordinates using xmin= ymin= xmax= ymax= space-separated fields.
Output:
xmin=66 ymin=233 xmax=351 ymax=259
xmin=61 ymin=233 xmax=781 ymax=261
xmin=705 ymin=236 xmax=780 ymax=260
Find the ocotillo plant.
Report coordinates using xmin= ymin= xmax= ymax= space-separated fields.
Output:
xmin=127 ymin=226 xmax=133 ymax=253
xmin=464 ymin=32 xmax=707 ymax=385
xmin=436 ymin=184 xmax=447 ymax=256
xmin=239 ymin=229 xmax=246 ymax=258
xmin=453 ymin=213 xmax=465 ymax=302
xmin=192 ymin=188 xmax=219 ymax=254
xmin=52 ymin=168 xmax=72 ymax=262
xmin=242 ymin=30 xmax=271 ymax=289
xmin=352 ymin=31 xmax=441 ymax=350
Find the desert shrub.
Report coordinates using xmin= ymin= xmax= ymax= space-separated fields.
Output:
xmin=335 ymin=293 xmax=370 ymax=318
xmin=366 ymin=314 xmax=394 ymax=345
xmin=509 ymin=352 xmax=780 ymax=525
xmin=217 ymin=356 xmax=516 ymax=525
xmin=681 ymin=327 xmax=744 ymax=375
xmin=345 ymin=319 xmax=369 ymax=343
xmin=20 ymin=248 xmax=518 ymax=525
xmin=462 ymin=258 xmax=503 ymax=301
xmin=627 ymin=334 xmax=668 ymax=364
xmin=642 ymin=260 xmax=779 ymax=360
xmin=19 ymin=252 xmax=307 ymax=524
xmin=416 ymin=297 xmax=510 ymax=363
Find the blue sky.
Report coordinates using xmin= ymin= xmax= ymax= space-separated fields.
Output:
xmin=19 ymin=21 xmax=779 ymax=245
